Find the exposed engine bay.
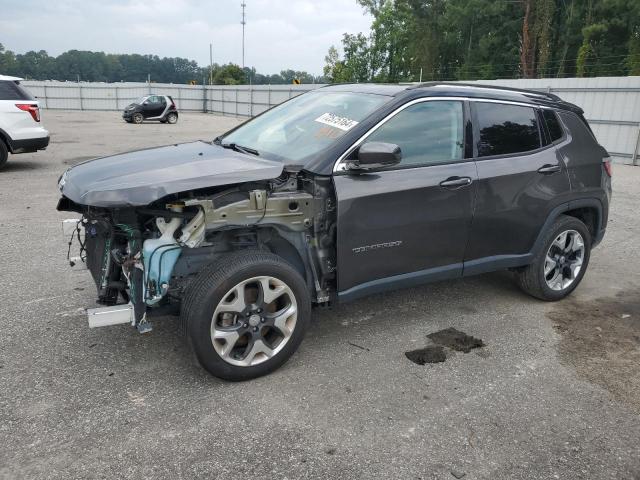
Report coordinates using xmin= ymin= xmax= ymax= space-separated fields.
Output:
xmin=59 ymin=170 xmax=336 ymax=332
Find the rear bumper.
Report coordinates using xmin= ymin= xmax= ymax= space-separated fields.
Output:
xmin=11 ymin=135 xmax=50 ymax=154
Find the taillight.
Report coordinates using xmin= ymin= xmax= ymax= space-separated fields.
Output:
xmin=603 ymin=156 xmax=613 ymax=177
xmin=170 ymin=99 xmax=176 ymax=110
xmin=15 ymin=103 xmax=40 ymax=122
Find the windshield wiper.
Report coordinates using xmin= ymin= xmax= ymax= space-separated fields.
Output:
xmin=220 ymin=142 xmax=259 ymax=156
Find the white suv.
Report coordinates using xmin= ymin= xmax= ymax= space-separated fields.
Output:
xmin=0 ymin=75 xmax=50 ymax=169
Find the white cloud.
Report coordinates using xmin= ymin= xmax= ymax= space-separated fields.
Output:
xmin=0 ymin=0 xmax=372 ymax=75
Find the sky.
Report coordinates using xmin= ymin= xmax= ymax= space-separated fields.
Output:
xmin=0 ymin=0 xmax=372 ymax=75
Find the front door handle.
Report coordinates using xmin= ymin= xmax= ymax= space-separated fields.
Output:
xmin=440 ymin=176 xmax=472 ymax=189
xmin=538 ymin=164 xmax=561 ymax=174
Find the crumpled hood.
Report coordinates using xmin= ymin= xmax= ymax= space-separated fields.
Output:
xmin=58 ymin=141 xmax=284 ymax=207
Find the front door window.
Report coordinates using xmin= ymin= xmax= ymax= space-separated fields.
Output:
xmin=363 ymin=100 xmax=465 ymax=167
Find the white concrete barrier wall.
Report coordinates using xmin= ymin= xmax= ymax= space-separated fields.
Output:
xmin=22 ymin=77 xmax=640 ymax=164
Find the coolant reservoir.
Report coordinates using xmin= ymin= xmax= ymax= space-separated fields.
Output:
xmin=142 ymin=216 xmax=182 ymax=305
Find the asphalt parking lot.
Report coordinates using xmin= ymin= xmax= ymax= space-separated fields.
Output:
xmin=1 ymin=110 xmax=639 ymax=480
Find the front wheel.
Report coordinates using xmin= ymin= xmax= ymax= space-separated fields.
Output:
xmin=516 ymin=215 xmax=591 ymax=301
xmin=132 ymin=113 xmax=143 ymax=124
xmin=181 ymin=251 xmax=311 ymax=381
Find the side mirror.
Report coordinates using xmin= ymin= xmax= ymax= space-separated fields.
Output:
xmin=349 ymin=142 xmax=401 ymax=171
xmin=143 ymin=101 xmax=149 ymax=105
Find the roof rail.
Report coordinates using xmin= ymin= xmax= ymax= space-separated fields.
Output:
xmin=409 ymin=81 xmax=563 ymax=102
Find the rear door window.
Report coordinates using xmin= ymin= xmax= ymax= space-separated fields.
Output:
xmin=542 ymin=109 xmax=564 ymax=142
xmin=475 ymin=102 xmax=541 ymax=157
xmin=0 ymin=81 xmax=34 ymax=101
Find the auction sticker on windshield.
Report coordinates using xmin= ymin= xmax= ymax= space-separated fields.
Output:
xmin=315 ymin=112 xmax=359 ymax=131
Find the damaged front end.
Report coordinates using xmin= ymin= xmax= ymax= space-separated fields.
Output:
xmin=60 ymin=202 xmax=206 ymax=332
xmin=58 ymin=169 xmax=336 ymax=333
xmin=59 ymin=192 xmax=217 ymax=332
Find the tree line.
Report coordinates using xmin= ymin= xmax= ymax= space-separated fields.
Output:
xmin=324 ymin=0 xmax=640 ymax=83
xmin=0 ymin=44 xmax=325 ymax=85
xmin=3 ymin=1 xmax=638 ymax=86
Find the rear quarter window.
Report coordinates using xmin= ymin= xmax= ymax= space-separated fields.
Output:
xmin=0 ymin=81 xmax=34 ymax=101
xmin=475 ymin=102 xmax=541 ymax=157
xmin=542 ymin=109 xmax=565 ymax=142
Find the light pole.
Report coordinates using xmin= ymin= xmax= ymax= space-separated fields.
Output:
xmin=241 ymin=2 xmax=246 ymax=70
xmin=209 ymin=43 xmax=213 ymax=85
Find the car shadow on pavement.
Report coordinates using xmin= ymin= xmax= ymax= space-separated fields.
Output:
xmin=79 ymin=270 xmax=526 ymax=384
xmin=313 ymin=270 xmax=524 ymax=324
xmin=1 ymin=160 xmax=48 ymax=172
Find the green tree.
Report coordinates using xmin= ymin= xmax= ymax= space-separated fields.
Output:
xmin=323 ymin=45 xmax=347 ymax=82
xmin=0 ymin=44 xmax=19 ymax=76
xmin=0 ymin=44 xmax=312 ymax=84
xmin=213 ymin=63 xmax=245 ymax=85
xmin=16 ymin=50 xmax=56 ymax=79
xmin=628 ymin=26 xmax=640 ymax=75
xmin=576 ymin=23 xmax=607 ymax=76
xmin=342 ymin=33 xmax=375 ymax=81
xmin=324 ymin=0 xmax=640 ymax=82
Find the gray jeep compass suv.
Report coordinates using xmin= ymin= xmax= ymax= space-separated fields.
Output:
xmin=57 ymin=83 xmax=612 ymax=380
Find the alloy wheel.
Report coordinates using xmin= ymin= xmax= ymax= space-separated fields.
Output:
xmin=544 ymin=229 xmax=585 ymax=291
xmin=211 ymin=276 xmax=298 ymax=367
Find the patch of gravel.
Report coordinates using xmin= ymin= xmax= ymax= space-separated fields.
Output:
xmin=548 ymin=289 xmax=640 ymax=412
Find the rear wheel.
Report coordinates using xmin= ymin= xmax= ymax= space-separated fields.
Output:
xmin=0 ymin=140 xmax=7 ymax=170
xmin=516 ymin=215 xmax=591 ymax=301
xmin=181 ymin=251 xmax=311 ymax=381
xmin=132 ymin=113 xmax=143 ymax=124
xmin=165 ymin=112 xmax=178 ymax=124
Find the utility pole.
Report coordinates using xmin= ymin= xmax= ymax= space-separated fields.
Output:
xmin=241 ymin=2 xmax=246 ymax=70
xmin=209 ymin=43 xmax=213 ymax=85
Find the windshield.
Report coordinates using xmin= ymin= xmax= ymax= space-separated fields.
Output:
xmin=220 ymin=91 xmax=390 ymax=163
xmin=133 ymin=96 xmax=148 ymax=104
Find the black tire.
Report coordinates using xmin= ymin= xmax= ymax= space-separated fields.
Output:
xmin=132 ymin=113 xmax=144 ymax=124
xmin=165 ymin=112 xmax=178 ymax=124
xmin=181 ymin=250 xmax=311 ymax=381
xmin=0 ymin=140 xmax=8 ymax=170
xmin=516 ymin=215 xmax=591 ymax=301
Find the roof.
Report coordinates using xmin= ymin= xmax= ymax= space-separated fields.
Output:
xmin=0 ymin=75 xmax=23 ymax=81
xmin=318 ymin=83 xmax=410 ymax=96
xmin=319 ymin=81 xmax=582 ymax=113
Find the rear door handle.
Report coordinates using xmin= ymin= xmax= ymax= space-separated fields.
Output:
xmin=538 ymin=164 xmax=561 ymax=174
xmin=439 ymin=176 xmax=472 ymax=189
